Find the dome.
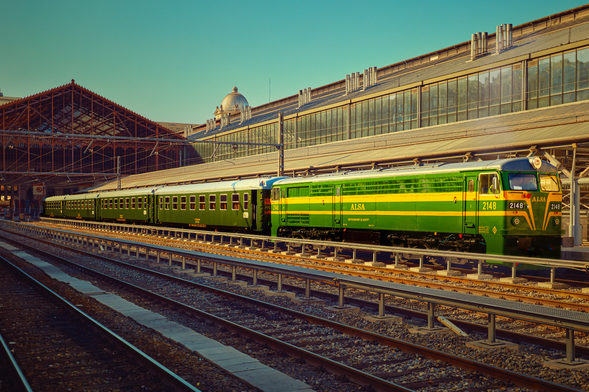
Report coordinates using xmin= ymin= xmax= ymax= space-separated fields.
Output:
xmin=215 ymin=87 xmax=249 ymax=119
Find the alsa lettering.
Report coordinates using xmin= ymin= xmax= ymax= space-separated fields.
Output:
xmin=351 ymin=203 xmax=365 ymax=210
xmin=532 ymin=197 xmax=546 ymax=202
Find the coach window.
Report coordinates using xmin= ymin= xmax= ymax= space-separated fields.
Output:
xmin=199 ymin=195 xmax=205 ymax=210
xmin=232 ymin=194 xmax=240 ymax=210
xmin=181 ymin=196 xmax=186 ymax=210
xmin=109 ymin=199 xmax=113 ymax=209
xmin=124 ymin=198 xmax=128 ymax=209
xmin=189 ymin=196 xmax=196 ymax=210
xmin=220 ymin=194 xmax=228 ymax=210
xmin=171 ymin=196 xmax=177 ymax=210
xmin=165 ymin=196 xmax=171 ymax=210
xmin=479 ymin=173 xmax=500 ymax=194
xmin=114 ymin=199 xmax=119 ymax=209
xmin=138 ymin=197 xmax=142 ymax=209
xmin=209 ymin=195 xmax=216 ymax=210
xmin=159 ymin=197 xmax=163 ymax=210
xmin=244 ymin=193 xmax=249 ymax=210
xmin=120 ymin=198 xmax=124 ymax=209
xmin=131 ymin=198 xmax=136 ymax=209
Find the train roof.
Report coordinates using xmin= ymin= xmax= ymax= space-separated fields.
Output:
xmin=272 ymin=157 xmax=558 ymax=186
xmin=45 ymin=193 xmax=99 ymax=201
xmin=154 ymin=177 xmax=287 ymax=195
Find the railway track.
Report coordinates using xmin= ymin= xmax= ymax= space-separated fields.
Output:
xmin=33 ymin=220 xmax=589 ymax=317
xmin=13 ymin=220 xmax=589 ymax=352
xmin=0 ymin=256 xmax=199 ymax=392
xmin=1 ymin=227 xmax=586 ymax=391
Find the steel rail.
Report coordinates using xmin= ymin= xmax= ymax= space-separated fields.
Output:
xmin=5 ymin=234 xmax=583 ymax=392
xmin=0 ymin=331 xmax=33 ymax=392
xmin=0 ymin=256 xmax=201 ymax=392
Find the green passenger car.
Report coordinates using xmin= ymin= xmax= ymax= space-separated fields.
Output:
xmin=270 ymin=158 xmax=563 ymax=258
xmin=95 ymin=188 xmax=156 ymax=224
xmin=154 ymin=178 xmax=285 ymax=232
xmin=44 ymin=194 xmax=97 ymax=220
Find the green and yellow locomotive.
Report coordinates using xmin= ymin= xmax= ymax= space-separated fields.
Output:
xmin=270 ymin=157 xmax=562 ymax=258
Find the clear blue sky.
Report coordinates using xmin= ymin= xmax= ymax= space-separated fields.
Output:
xmin=1 ymin=1 xmax=587 ymax=124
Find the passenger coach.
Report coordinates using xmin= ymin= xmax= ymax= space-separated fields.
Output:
xmin=153 ymin=178 xmax=285 ymax=232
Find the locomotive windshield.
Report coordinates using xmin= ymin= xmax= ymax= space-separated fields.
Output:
xmin=540 ymin=174 xmax=560 ymax=192
xmin=508 ymin=173 xmax=538 ymax=191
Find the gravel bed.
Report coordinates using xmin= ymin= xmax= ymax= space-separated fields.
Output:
xmin=8 ymin=228 xmax=589 ymax=391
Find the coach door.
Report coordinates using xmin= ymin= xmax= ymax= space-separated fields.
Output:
xmin=463 ymin=176 xmax=478 ymax=234
xmin=333 ymin=186 xmax=342 ymax=229
xmin=250 ymin=190 xmax=257 ymax=230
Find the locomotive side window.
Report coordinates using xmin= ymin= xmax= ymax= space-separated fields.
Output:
xmin=199 ymin=195 xmax=205 ymax=210
xmin=209 ymin=195 xmax=216 ymax=210
xmin=244 ymin=193 xmax=249 ymax=209
xmin=509 ymin=173 xmax=537 ymax=191
xmin=271 ymin=188 xmax=281 ymax=201
xmin=232 ymin=194 xmax=239 ymax=210
xmin=189 ymin=196 xmax=196 ymax=210
xmin=220 ymin=194 xmax=228 ymax=210
xmin=468 ymin=180 xmax=474 ymax=193
xmin=540 ymin=174 xmax=560 ymax=192
xmin=479 ymin=173 xmax=500 ymax=194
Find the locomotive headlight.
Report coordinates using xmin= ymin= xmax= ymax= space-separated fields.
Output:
xmin=554 ymin=217 xmax=560 ymax=226
xmin=511 ymin=217 xmax=521 ymax=226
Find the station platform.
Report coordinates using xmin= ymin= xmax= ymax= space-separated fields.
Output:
xmin=562 ymin=246 xmax=589 ymax=262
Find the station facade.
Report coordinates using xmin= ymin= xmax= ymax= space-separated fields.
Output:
xmin=182 ymin=5 xmax=589 ymax=244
